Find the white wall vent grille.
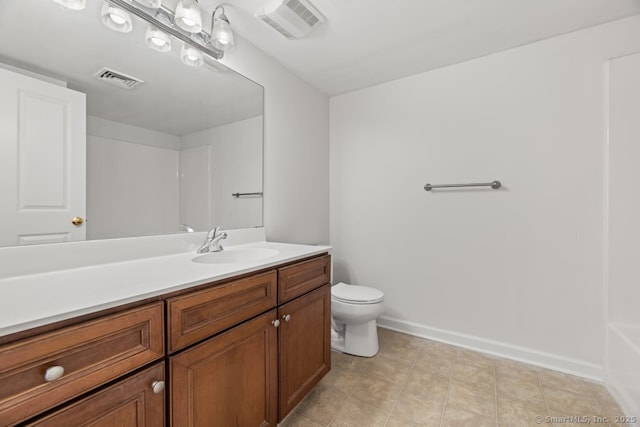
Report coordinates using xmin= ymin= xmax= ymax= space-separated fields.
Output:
xmin=93 ymin=67 xmax=144 ymax=90
xmin=256 ymin=0 xmax=325 ymax=39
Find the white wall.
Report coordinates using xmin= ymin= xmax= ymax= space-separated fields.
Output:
xmin=330 ymin=16 xmax=640 ymax=380
xmin=86 ymin=118 xmax=180 ymax=239
xmin=179 ymin=145 xmax=211 ymax=232
xmin=607 ymin=52 xmax=640 ymax=416
xmin=221 ymin=40 xmax=330 ymax=245
xmin=181 ymin=116 xmax=263 ymax=230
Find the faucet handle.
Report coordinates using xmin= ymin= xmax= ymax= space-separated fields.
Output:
xmin=207 ymin=226 xmax=221 ymax=238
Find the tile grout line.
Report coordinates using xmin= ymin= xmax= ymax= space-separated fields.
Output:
xmin=438 ymin=348 xmax=458 ymax=427
xmin=325 ymin=353 xmax=371 ymax=426
xmin=382 ymin=342 xmax=421 ymax=426
xmin=493 ymin=360 xmax=499 ymax=426
xmin=326 ymin=335 xmax=390 ymax=426
xmin=538 ymin=370 xmax=553 ymax=425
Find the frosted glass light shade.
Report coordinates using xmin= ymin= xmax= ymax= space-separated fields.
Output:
xmin=145 ymin=26 xmax=171 ymax=52
xmin=101 ymin=2 xmax=133 ymax=33
xmin=181 ymin=45 xmax=203 ymax=67
xmin=210 ymin=16 xmax=234 ymax=51
xmin=134 ymin=0 xmax=162 ymax=8
xmin=53 ymin=0 xmax=86 ymax=10
xmin=175 ymin=0 xmax=202 ymax=33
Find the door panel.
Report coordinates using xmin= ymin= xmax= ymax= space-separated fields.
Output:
xmin=0 ymin=67 xmax=86 ymax=246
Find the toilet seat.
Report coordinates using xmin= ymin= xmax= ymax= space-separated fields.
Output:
xmin=331 ymin=282 xmax=384 ymax=304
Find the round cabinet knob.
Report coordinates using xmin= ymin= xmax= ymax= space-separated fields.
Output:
xmin=283 ymin=314 xmax=291 ymax=322
xmin=272 ymin=319 xmax=280 ymax=328
xmin=71 ymin=217 xmax=84 ymax=226
xmin=151 ymin=380 xmax=165 ymax=394
xmin=44 ymin=366 xmax=65 ymax=382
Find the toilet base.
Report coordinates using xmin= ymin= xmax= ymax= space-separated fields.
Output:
xmin=331 ymin=319 xmax=379 ymax=358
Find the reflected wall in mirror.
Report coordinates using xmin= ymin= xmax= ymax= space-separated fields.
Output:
xmin=0 ymin=0 xmax=264 ymax=248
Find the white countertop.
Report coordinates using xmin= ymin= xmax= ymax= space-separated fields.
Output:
xmin=0 ymin=241 xmax=331 ymax=338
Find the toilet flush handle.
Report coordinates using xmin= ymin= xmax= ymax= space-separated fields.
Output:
xmin=282 ymin=314 xmax=291 ymax=322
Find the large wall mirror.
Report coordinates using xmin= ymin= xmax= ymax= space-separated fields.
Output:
xmin=0 ymin=0 xmax=264 ymax=248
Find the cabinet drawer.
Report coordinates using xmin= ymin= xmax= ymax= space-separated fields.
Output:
xmin=0 ymin=302 xmax=164 ymax=426
xmin=278 ymin=255 xmax=331 ymax=304
xmin=26 ymin=362 xmax=165 ymax=427
xmin=167 ymin=270 xmax=277 ymax=352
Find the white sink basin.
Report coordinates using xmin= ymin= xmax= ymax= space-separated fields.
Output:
xmin=192 ymin=247 xmax=279 ymax=265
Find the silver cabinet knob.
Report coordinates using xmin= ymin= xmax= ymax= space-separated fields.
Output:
xmin=272 ymin=319 xmax=280 ymax=328
xmin=44 ymin=366 xmax=65 ymax=382
xmin=283 ymin=314 xmax=291 ymax=322
xmin=151 ymin=380 xmax=165 ymax=394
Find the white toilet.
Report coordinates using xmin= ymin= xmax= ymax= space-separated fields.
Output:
xmin=331 ymin=282 xmax=384 ymax=357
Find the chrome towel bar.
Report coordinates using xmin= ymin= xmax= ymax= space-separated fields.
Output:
xmin=424 ymin=180 xmax=502 ymax=191
xmin=232 ymin=192 xmax=264 ymax=198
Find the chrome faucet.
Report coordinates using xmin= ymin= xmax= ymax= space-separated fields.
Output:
xmin=197 ymin=226 xmax=227 ymax=253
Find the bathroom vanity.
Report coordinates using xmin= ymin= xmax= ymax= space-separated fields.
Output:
xmin=0 ymin=242 xmax=331 ymax=426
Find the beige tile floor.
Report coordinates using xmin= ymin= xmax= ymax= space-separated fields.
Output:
xmin=280 ymin=328 xmax=627 ymax=427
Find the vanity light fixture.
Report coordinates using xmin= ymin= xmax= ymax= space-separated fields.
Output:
xmin=100 ymin=0 xmax=233 ymax=62
xmin=145 ymin=26 xmax=171 ymax=52
xmin=209 ymin=6 xmax=234 ymax=51
xmin=175 ymin=0 xmax=202 ymax=33
xmin=101 ymin=2 xmax=133 ymax=33
xmin=181 ymin=44 xmax=203 ymax=67
xmin=53 ymin=0 xmax=86 ymax=10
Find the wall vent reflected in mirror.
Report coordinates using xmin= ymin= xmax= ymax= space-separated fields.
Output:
xmin=0 ymin=0 xmax=264 ymax=248
xmin=93 ymin=67 xmax=144 ymax=90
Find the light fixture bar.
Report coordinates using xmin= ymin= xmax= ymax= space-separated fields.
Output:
xmin=105 ymin=0 xmax=224 ymax=60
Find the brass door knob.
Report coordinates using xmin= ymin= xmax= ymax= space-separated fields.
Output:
xmin=71 ymin=217 xmax=84 ymax=226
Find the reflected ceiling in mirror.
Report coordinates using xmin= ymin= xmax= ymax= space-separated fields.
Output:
xmin=0 ymin=0 xmax=264 ymax=248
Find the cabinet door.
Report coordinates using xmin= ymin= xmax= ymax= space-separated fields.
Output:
xmin=25 ymin=363 xmax=165 ymax=427
xmin=170 ymin=310 xmax=278 ymax=427
xmin=278 ymin=284 xmax=331 ymax=421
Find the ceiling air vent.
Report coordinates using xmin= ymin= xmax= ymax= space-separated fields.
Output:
xmin=256 ymin=0 xmax=325 ymax=39
xmin=93 ymin=67 xmax=144 ymax=90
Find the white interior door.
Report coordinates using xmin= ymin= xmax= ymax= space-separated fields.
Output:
xmin=0 ymin=67 xmax=86 ymax=246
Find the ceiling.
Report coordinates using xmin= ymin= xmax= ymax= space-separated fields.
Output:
xmin=199 ymin=0 xmax=640 ymax=95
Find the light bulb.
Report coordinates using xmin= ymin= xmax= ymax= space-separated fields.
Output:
xmin=145 ymin=26 xmax=171 ymax=52
xmin=101 ymin=2 xmax=133 ymax=33
xmin=53 ymin=0 xmax=86 ymax=10
xmin=175 ymin=0 xmax=202 ymax=33
xmin=133 ymin=0 xmax=161 ymax=8
xmin=111 ymin=14 xmax=126 ymax=25
xmin=181 ymin=45 xmax=203 ymax=67
xmin=210 ymin=15 xmax=234 ymax=51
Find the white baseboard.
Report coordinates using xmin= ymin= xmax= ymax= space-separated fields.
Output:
xmin=377 ymin=315 xmax=604 ymax=381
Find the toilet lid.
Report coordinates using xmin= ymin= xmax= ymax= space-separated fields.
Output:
xmin=331 ymin=282 xmax=384 ymax=304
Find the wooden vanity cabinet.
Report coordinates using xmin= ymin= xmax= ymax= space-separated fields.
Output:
xmin=1 ymin=253 xmax=330 ymax=426
xmin=168 ymin=253 xmax=332 ymax=425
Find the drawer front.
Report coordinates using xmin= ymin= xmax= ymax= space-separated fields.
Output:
xmin=167 ymin=270 xmax=277 ymax=352
xmin=26 ymin=362 xmax=165 ymax=427
xmin=278 ymin=254 xmax=331 ymax=304
xmin=0 ymin=302 xmax=164 ymax=426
